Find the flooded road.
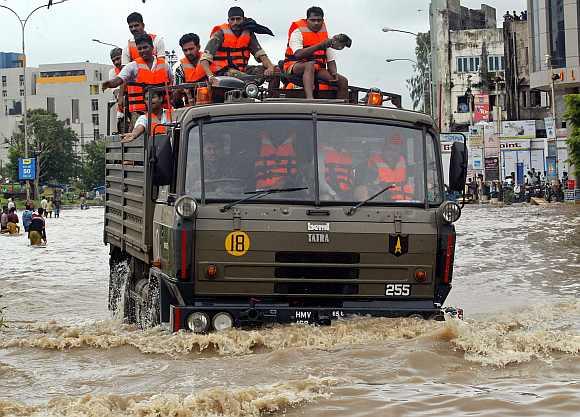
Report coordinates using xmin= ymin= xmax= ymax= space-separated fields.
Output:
xmin=0 ymin=204 xmax=579 ymax=417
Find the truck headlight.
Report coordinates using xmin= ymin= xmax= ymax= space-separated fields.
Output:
xmin=245 ymin=83 xmax=259 ymax=98
xmin=175 ymin=196 xmax=198 ymax=219
xmin=187 ymin=312 xmax=209 ymax=333
xmin=212 ymin=312 xmax=234 ymax=331
xmin=438 ymin=201 xmax=461 ymax=224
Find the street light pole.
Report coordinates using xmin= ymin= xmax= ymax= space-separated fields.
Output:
xmin=385 ymin=58 xmax=427 ymax=112
xmin=0 ymin=0 xmax=70 ymax=200
xmin=92 ymin=39 xmax=121 ymax=49
xmin=382 ymin=27 xmax=433 ymax=117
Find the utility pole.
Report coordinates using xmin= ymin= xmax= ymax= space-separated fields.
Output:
xmin=0 ymin=1 xmax=71 ymax=201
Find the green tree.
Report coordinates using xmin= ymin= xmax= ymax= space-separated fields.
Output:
xmin=406 ymin=31 xmax=431 ymax=115
xmin=563 ymin=94 xmax=580 ymax=178
xmin=82 ymin=138 xmax=106 ymax=190
xmin=6 ymin=109 xmax=79 ymax=183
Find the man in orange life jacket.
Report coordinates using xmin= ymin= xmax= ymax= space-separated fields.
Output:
xmin=354 ymin=133 xmax=415 ymax=202
xmin=108 ymin=48 xmax=127 ymax=133
xmin=283 ymin=6 xmax=349 ymax=100
xmin=102 ymin=34 xmax=172 ymax=126
xmin=122 ymin=12 xmax=165 ymax=65
xmin=121 ymin=91 xmax=169 ymax=143
xmin=319 ymin=144 xmax=355 ymax=200
xmin=254 ymin=129 xmax=299 ymax=189
xmin=173 ymin=33 xmax=206 ymax=107
xmin=200 ymin=7 xmax=278 ymax=83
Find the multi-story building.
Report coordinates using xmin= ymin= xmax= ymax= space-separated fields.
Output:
xmin=0 ymin=61 xmax=114 ymax=164
xmin=430 ymin=0 xmax=502 ymax=132
xmin=0 ymin=52 xmax=24 ymax=69
xmin=527 ymin=0 xmax=580 ymax=128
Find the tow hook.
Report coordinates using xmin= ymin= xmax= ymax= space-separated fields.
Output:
xmin=443 ymin=306 xmax=464 ymax=320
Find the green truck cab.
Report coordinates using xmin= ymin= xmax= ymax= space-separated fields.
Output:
xmin=105 ymin=83 xmax=467 ymax=332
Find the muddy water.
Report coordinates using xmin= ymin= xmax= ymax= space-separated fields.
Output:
xmin=0 ymin=205 xmax=578 ymax=417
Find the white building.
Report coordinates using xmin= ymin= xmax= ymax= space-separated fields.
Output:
xmin=0 ymin=61 xmax=115 ymax=164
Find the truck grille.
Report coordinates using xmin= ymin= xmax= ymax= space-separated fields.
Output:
xmin=274 ymin=252 xmax=360 ymax=294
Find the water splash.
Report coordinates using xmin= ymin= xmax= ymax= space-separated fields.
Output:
xmin=0 ymin=376 xmax=338 ymax=417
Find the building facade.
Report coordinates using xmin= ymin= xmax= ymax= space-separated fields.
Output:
xmin=430 ymin=0 xmax=500 ymax=132
xmin=527 ymin=0 xmax=580 ymax=129
xmin=0 ymin=61 xmax=115 ymax=164
xmin=0 ymin=52 xmax=24 ymax=69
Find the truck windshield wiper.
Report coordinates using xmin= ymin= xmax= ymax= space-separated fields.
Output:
xmin=346 ymin=185 xmax=396 ymax=216
xmin=220 ymin=187 xmax=308 ymax=212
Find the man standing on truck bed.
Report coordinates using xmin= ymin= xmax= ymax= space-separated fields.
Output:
xmin=109 ymin=48 xmax=127 ymax=133
xmin=173 ymin=33 xmax=206 ymax=106
xmin=283 ymin=6 xmax=349 ymax=99
xmin=122 ymin=12 xmax=165 ymax=65
xmin=200 ymin=7 xmax=278 ymax=84
xmin=102 ymin=34 xmax=172 ymax=125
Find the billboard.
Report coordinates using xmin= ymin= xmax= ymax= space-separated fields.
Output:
xmin=501 ymin=120 xmax=536 ymax=139
xmin=484 ymin=157 xmax=500 ymax=181
xmin=474 ymin=94 xmax=490 ymax=122
xmin=18 ymin=158 xmax=36 ymax=181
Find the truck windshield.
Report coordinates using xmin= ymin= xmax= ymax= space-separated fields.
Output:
xmin=185 ymin=119 xmax=443 ymax=205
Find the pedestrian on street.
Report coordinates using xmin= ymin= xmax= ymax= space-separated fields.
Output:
xmin=54 ymin=200 xmax=60 ymax=218
xmin=80 ymin=195 xmax=86 ymax=210
xmin=28 ymin=208 xmax=47 ymax=246
xmin=47 ymin=199 xmax=53 ymax=218
xmin=0 ymin=206 xmax=8 ymax=233
xmin=22 ymin=202 xmax=34 ymax=233
xmin=41 ymin=197 xmax=48 ymax=216
xmin=6 ymin=207 xmax=20 ymax=234
xmin=7 ymin=198 xmax=15 ymax=211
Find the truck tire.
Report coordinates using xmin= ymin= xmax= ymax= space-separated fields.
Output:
xmin=133 ymin=276 xmax=160 ymax=329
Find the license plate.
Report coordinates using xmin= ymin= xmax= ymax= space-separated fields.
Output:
xmin=292 ymin=310 xmax=318 ymax=324
xmin=385 ymin=283 xmax=411 ymax=296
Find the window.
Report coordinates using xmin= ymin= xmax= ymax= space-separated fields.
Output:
xmin=47 ymin=97 xmax=55 ymax=113
xmin=19 ymin=89 xmax=24 ymax=96
xmin=19 ymin=74 xmax=24 ymax=86
xmin=92 ymin=113 xmax=99 ymax=126
xmin=93 ymin=129 xmax=100 ymax=140
xmin=2 ymin=90 xmax=6 ymax=97
xmin=2 ymin=75 xmax=6 ymax=87
xmin=457 ymin=96 xmax=470 ymax=113
xmin=91 ymin=99 xmax=99 ymax=111
xmin=39 ymin=70 xmax=85 ymax=77
xmin=94 ymin=70 xmax=102 ymax=81
xmin=90 ymin=84 xmax=99 ymax=95
xmin=488 ymin=55 xmax=505 ymax=71
xmin=457 ymin=57 xmax=480 ymax=73
xmin=71 ymin=98 xmax=79 ymax=123
xmin=426 ymin=134 xmax=443 ymax=204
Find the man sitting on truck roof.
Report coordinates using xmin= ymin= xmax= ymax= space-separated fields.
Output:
xmin=122 ymin=12 xmax=165 ymax=65
xmin=102 ymin=34 xmax=172 ymax=126
xmin=200 ymin=7 xmax=278 ymax=84
xmin=173 ymin=33 xmax=206 ymax=107
xmin=122 ymin=91 xmax=170 ymax=143
xmin=283 ymin=6 xmax=348 ymax=100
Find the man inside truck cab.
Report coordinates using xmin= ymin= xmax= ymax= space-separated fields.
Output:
xmin=200 ymin=7 xmax=278 ymax=83
xmin=102 ymin=34 xmax=172 ymax=125
xmin=122 ymin=12 xmax=165 ymax=65
xmin=283 ymin=6 xmax=349 ymax=100
xmin=120 ymin=91 xmax=170 ymax=143
xmin=173 ymin=33 xmax=206 ymax=107
xmin=255 ymin=129 xmax=299 ymax=189
xmin=354 ymin=133 xmax=415 ymax=202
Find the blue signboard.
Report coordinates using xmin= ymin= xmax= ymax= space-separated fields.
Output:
xmin=18 ymin=158 xmax=36 ymax=181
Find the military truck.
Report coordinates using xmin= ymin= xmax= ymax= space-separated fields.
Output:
xmin=104 ymin=80 xmax=467 ymax=332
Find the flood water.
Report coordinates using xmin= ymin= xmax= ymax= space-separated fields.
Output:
xmin=0 ymin=204 xmax=579 ymax=417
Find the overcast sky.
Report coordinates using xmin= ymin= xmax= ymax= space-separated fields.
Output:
xmin=0 ymin=0 xmax=525 ymax=107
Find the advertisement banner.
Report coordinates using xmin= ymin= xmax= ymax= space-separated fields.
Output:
xmin=501 ymin=120 xmax=536 ymax=139
xmin=440 ymin=132 xmax=465 ymax=154
xmin=471 ymin=148 xmax=483 ymax=171
xmin=18 ymin=158 xmax=36 ymax=181
xmin=484 ymin=157 xmax=500 ymax=181
xmin=468 ymin=125 xmax=483 ymax=147
xmin=544 ymin=117 xmax=556 ymax=139
xmin=483 ymin=123 xmax=500 ymax=157
xmin=546 ymin=156 xmax=557 ymax=179
xmin=474 ymin=94 xmax=490 ymax=122
xmin=500 ymin=138 xmax=531 ymax=151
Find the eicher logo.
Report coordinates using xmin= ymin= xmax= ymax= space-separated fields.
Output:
xmin=307 ymin=222 xmax=330 ymax=244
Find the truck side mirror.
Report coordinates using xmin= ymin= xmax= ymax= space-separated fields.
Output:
xmin=150 ymin=134 xmax=173 ymax=186
xmin=448 ymin=142 xmax=468 ymax=192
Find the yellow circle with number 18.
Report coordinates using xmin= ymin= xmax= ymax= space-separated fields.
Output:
xmin=225 ymin=231 xmax=251 ymax=256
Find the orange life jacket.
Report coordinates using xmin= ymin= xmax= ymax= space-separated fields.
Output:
xmin=284 ymin=19 xmax=328 ymax=72
xmin=324 ymin=149 xmax=354 ymax=193
xmin=368 ymin=154 xmax=414 ymax=200
xmin=209 ymin=23 xmax=251 ymax=73
xmin=284 ymin=81 xmax=332 ymax=91
xmin=126 ymin=56 xmax=170 ymax=113
xmin=127 ymin=33 xmax=158 ymax=62
xmin=149 ymin=111 xmax=167 ymax=137
xmin=255 ymin=137 xmax=298 ymax=189
xmin=180 ymin=55 xmax=206 ymax=83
